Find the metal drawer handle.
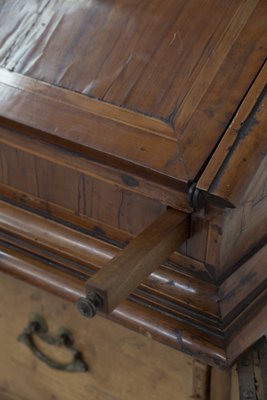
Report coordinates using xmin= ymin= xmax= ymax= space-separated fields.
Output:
xmin=18 ymin=314 xmax=88 ymax=372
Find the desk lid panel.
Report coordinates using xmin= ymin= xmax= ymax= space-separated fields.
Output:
xmin=0 ymin=0 xmax=248 ymax=119
xmin=0 ymin=0 xmax=266 ymax=191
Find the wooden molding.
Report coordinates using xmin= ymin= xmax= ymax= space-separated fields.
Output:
xmin=0 ymin=200 xmax=266 ymax=367
xmin=0 ymin=201 xmax=218 ymax=319
xmin=0 ymin=125 xmax=192 ymax=212
xmin=219 ymin=244 xmax=267 ymax=321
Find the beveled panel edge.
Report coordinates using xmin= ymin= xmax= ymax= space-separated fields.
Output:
xmin=0 ymin=69 xmax=189 ymax=187
xmin=197 ymin=60 xmax=267 ymax=208
xmin=0 ymin=68 xmax=174 ymax=139
xmin=0 ymin=125 xmax=192 ymax=212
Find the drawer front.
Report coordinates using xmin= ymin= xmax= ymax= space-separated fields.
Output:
xmin=0 ymin=272 xmax=194 ymax=400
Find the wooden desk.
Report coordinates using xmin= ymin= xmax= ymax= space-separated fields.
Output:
xmin=0 ymin=1 xmax=266 ymax=398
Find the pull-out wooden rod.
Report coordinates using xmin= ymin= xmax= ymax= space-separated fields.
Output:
xmin=77 ymin=209 xmax=189 ymax=317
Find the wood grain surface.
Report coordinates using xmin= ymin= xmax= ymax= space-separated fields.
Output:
xmin=0 ymin=0 xmax=266 ymax=187
xmin=86 ymin=208 xmax=188 ymax=313
xmin=0 ymin=0 xmax=258 ymax=119
xmin=0 ymin=272 xmax=195 ymax=400
xmin=0 ymin=0 xmax=266 ymax=373
xmin=0 ymin=201 xmax=226 ymax=367
xmin=0 ymin=271 xmax=241 ymax=400
xmin=0 ymin=198 xmax=266 ymax=367
xmin=198 ymin=60 xmax=267 ymax=207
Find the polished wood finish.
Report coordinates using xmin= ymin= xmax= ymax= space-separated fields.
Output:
xmin=0 ymin=0 xmax=266 ymax=372
xmin=219 ymin=244 xmax=267 ymax=320
xmin=198 ymin=62 xmax=267 ymax=207
xmin=0 ymin=201 xmax=217 ymax=318
xmin=0 ymin=0 xmax=265 ymax=187
xmin=0 ymin=124 xmax=190 ymax=212
xmin=0 ymin=68 xmax=186 ymax=190
xmin=86 ymin=208 xmax=188 ymax=314
xmin=1 ymin=199 xmax=267 ymax=368
xmin=0 ymin=202 xmax=225 ymax=367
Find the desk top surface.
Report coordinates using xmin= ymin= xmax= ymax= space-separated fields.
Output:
xmin=0 ymin=0 xmax=266 ymax=196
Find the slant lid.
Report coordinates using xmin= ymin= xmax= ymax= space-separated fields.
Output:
xmin=0 ymin=0 xmax=266 ymax=198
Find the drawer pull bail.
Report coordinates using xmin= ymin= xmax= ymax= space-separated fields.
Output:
xmin=18 ymin=314 xmax=88 ymax=373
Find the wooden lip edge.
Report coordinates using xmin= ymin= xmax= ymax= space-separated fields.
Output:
xmin=1 ymin=197 xmax=265 ymax=366
xmin=0 ymin=251 xmax=226 ymax=368
xmin=0 ymin=233 xmax=222 ymax=335
xmin=1 ymin=197 xmax=266 ymax=325
xmin=0 ymin=200 xmax=218 ymax=319
xmin=0 ymin=127 xmax=192 ymax=212
xmin=1 ymin=196 xmax=265 ymax=325
xmin=196 ymin=60 xmax=267 ymax=207
xmin=0 ymin=68 xmax=174 ymax=139
xmin=0 ymin=117 xmax=188 ymax=193
xmin=0 ymin=186 xmax=208 ymax=280
xmin=0 ymin=69 xmax=189 ymax=189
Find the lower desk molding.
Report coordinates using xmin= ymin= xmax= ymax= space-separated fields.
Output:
xmin=0 ymin=243 xmax=225 ymax=367
xmin=0 ymin=200 xmax=266 ymax=367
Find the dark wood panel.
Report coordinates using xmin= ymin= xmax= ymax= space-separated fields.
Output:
xmin=0 ymin=0 xmax=266 ymax=373
xmin=0 ymin=183 xmax=211 ymax=281
xmin=205 ymin=195 xmax=267 ymax=280
xmin=0 ymin=141 xmax=166 ymax=235
xmin=175 ymin=0 xmax=266 ymax=181
xmin=0 ymin=69 xmax=188 ymax=188
xmin=0 ymin=125 xmax=191 ymax=211
xmin=0 ymin=0 xmax=250 ymax=120
xmin=0 ymin=130 xmax=214 ymax=266
xmin=0 ymin=0 xmax=265 ymax=187
xmin=201 ymin=65 xmax=267 ymax=278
